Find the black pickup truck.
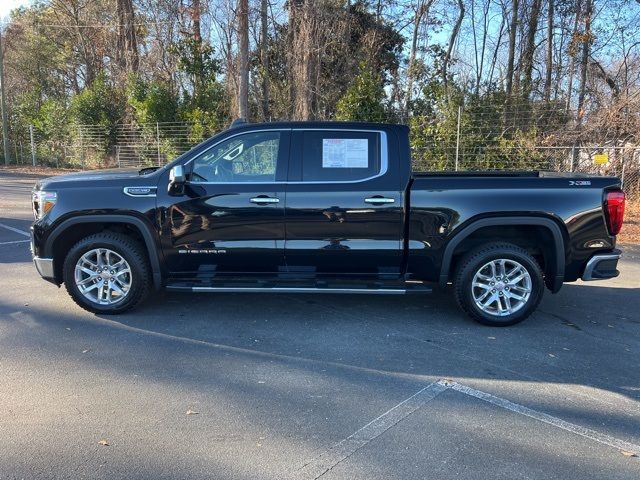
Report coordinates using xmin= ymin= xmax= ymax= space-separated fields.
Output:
xmin=31 ymin=121 xmax=625 ymax=325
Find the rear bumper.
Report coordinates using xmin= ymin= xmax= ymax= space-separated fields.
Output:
xmin=581 ymin=250 xmax=621 ymax=281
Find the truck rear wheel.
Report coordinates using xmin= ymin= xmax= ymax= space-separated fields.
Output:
xmin=453 ymin=243 xmax=544 ymax=326
xmin=63 ymin=232 xmax=150 ymax=314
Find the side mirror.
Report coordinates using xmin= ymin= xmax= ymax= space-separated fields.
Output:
xmin=168 ymin=165 xmax=186 ymax=195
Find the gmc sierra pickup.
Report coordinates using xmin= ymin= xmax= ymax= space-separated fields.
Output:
xmin=31 ymin=121 xmax=625 ymax=325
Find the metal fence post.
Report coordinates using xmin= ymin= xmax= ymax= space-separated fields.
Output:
xmin=570 ymin=145 xmax=576 ymax=172
xmin=156 ymin=122 xmax=161 ymax=166
xmin=29 ymin=124 xmax=36 ymax=166
xmin=455 ymin=105 xmax=462 ymax=171
xmin=79 ymin=127 xmax=85 ymax=170
xmin=117 ymin=145 xmax=121 ymax=168
xmin=620 ymin=152 xmax=626 ymax=192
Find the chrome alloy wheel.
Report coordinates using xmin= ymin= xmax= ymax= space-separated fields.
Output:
xmin=471 ymin=259 xmax=532 ymax=317
xmin=74 ymin=248 xmax=132 ymax=305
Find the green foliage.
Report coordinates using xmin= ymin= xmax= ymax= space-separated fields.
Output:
xmin=127 ymin=77 xmax=178 ymax=125
xmin=33 ymin=98 xmax=70 ymax=140
xmin=335 ymin=63 xmax=387 ymax=122
xmin=70 ymin=74 xmax=123 ymax=130
xmin=173 ymin=38 xmax=220 ymax=84
xmin=180 ymin=81 xmax=229 ymax=143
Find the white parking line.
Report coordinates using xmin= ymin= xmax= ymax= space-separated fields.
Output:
xmin=0 ymin=239 xmax=30 ymax=245
xmin=0 ymin=222 xmax=30 ymax=237
xmin=296 ymin=379 xmax=639 ymax=479
xmin=297 ymin=381 xmax=449 ymax=479
xmin=449 ymin=381 xmax=640 ymax=457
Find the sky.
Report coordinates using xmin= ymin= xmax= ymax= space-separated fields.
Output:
xmin=0 ymin=0 xmax=33 ymax=22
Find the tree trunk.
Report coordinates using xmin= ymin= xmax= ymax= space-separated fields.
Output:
xmin=442 ymin=0 xmax=465 ymax=95
xmin=405 ymin=0 xmax=434 ymax=112
xmin=565 ymin=0 xmax=582 ymax=114
xmin=260 ymin=0 xmax=270 ymax=120
xmin=505 ymin=0 xmax=520 ymax=97
xmin=238 ymin=0 xmax=249 ymax=119
xmin=576 ymin=0 xmax=592 ymax=124
xmin=544 ymin=0 xmax=554 ymax=102
xmin=116 ymin=0 xmax=139 ymax=76
xmin=521 ymin=0 xmax=542 ymax=100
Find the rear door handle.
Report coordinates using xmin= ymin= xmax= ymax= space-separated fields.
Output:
xmin=250 ymin=196 xmax=280 ymax=204
xmin=364 ymin=197 xmax=395 ymax=204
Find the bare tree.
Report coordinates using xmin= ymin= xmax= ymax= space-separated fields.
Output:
xmin=543 ymin=0 xmax=553 ymax=101
xmin=576 ymin=0 xmax=592 ymax=123
xmin=442 ymin=0 xmax=465 ymax=94
xmin=116 ymin=0 xmax=139 ymax=76
xmin=238 ymin=0 xmax=249 ymax=119
xmin=505 ymin=0 xmax=520 ymax=97
xmin=521 ymin=0 xmax=542 ymax=99
xmin=565 ymin=0 xmax=582 ymax=113
xmin=405 ymin=0 xmax=435 ymax=111
xmin=260 ymin=0 xmax=270 ymax=119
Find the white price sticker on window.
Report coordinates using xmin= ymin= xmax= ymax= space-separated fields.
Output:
xmin=322 ymin=139 xmax=368 ymax=168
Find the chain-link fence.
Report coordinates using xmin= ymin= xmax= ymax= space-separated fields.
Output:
xmin=4 ymin=115 xmax=640 ymax=199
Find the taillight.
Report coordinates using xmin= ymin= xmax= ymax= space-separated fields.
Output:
xmin=604 ymin=190 xmax=625 ymax=236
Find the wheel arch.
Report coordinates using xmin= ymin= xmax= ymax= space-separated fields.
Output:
xmin=439 ymin=216 xmax=566 ymax=292
xmin=45 ymin=215 xmax=163 ymax=290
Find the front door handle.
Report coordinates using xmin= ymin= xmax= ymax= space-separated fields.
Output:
xmin=364 ymin=197 xmax=395 ymax=204
xmin=250 ymin=196 xmax=280 ymax=204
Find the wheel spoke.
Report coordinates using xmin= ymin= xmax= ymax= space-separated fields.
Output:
xmin=509 ymin=272 xmax=527 ymax=284
xmin=77 ymin=276 xmax=96 ymax=286
xmin=110 ymin=281 xmax=125 ymax=296
xmin=503 ymin=294 xmax=512 ymax=312
xmin=477 ymin=289 xmax=492 ymax=302
xmin=78 ymin=266 xmax=96 ymax=277
xmin=82 ymin=282 xmax=100 ymax=293
xmin=481 ymin=293 xmax=497 ymax=308
xmin=506 ymin=291 xmax=526 ymax=302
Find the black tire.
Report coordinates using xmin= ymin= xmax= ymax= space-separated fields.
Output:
xmin=63 ymin=232 xmax=150 ymax=314
xmin=453 ymin=242 xmax=544 ymax=326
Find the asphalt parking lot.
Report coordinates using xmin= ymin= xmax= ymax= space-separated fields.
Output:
xmin=1 ymin=170 xmax=640 ymax=479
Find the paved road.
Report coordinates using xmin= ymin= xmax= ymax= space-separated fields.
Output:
xmin=1 ymin=170 xmax=639 ymax=479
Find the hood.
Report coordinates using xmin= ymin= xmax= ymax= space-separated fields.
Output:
xmin=35 ymin=167 xmax=159 ymax=190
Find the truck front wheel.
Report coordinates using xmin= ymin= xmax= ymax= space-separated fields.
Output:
xmin=63 ymin=232 xmax=151 ymax=314
xmin=453 ymin=243 xmax=544 ymax=326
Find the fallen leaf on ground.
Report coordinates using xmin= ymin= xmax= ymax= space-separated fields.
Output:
xmin=621 ymin=451 xmax=637 ymax=457
xmin=97 ymin=440 xmax=109 ymax=446
xmin=186 ymin=409 xmax=199 ymax=415
xmin=82 ymin=349 xmax=90 ymax=354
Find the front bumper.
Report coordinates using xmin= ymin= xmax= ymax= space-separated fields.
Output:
xmin=581 ymin=249 xmax=621 ymax=281
xmin=33 ymin=256 xmax=55 ymax=281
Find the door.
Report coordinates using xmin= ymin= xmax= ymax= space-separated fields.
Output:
xmin=284 ymin=129 xmax=404 ymax=277
xmin=160 ymin=129 xmax=289 ymax=276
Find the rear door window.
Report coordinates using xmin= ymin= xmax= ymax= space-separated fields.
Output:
xmin=301 ymin=131 xmax=381 ymax=182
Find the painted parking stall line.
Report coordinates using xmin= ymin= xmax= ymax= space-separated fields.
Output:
xmin=0 ymin=222 xmax=30 ymax=237
xmin=296 ymin=379 xmax=639 ymax=479
xmin=296 ymin=381 xmax=448 ymax=479
xmin=0 ymin=239 xmax=30 ymax=245
xmin=449 ymin=380 xmax=640 ymax=457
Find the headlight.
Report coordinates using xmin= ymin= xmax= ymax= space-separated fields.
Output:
xmin=33 ymin=191 xmax=57 ymax=219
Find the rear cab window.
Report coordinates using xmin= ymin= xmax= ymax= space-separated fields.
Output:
xmin=298 ymin=130 xmax=382 ymax=182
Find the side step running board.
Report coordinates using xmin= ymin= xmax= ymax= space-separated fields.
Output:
xmin=166 ymin=286 xmax=431 ymax=295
